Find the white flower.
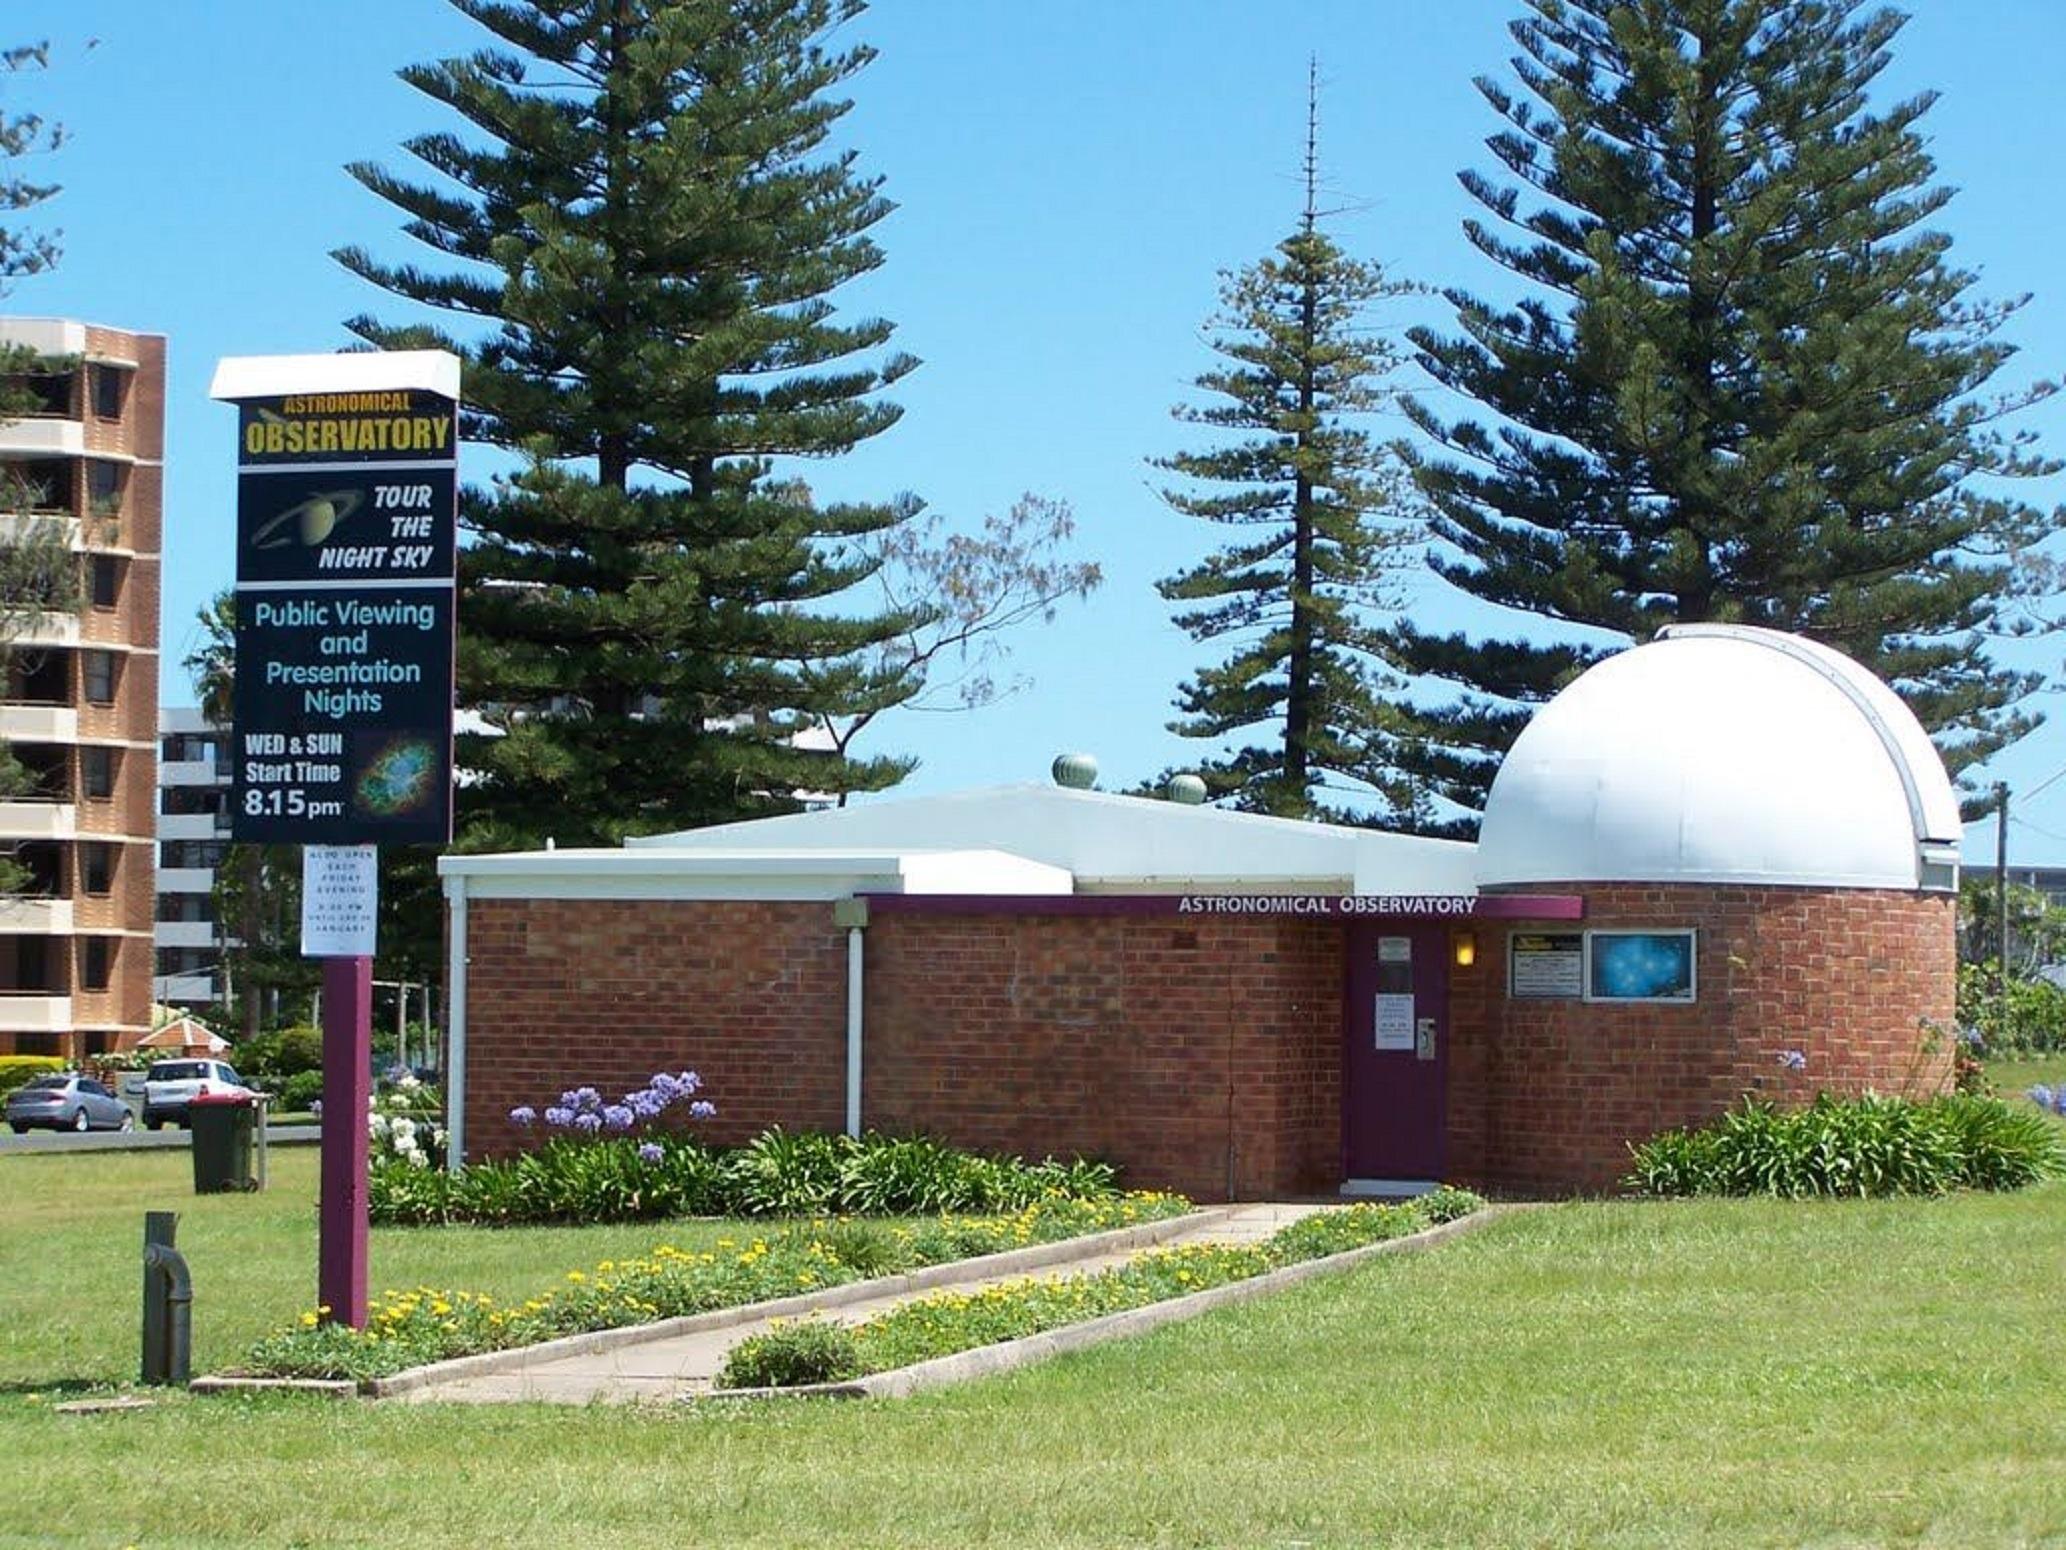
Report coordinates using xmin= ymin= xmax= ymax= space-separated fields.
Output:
xmin=391 ymin=1117 xmax=416 ymax=1141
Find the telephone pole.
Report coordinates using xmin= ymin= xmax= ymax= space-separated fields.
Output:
xmin=1996 ymin=781 xmax=2010 ymax=1046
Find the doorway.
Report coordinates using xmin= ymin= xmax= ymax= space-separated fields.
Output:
xmin=1341 ymin=922 xmax=1448 ymax=1184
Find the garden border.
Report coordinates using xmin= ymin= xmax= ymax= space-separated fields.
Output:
xmin=189 ymin=1205 xmax=1235 ymax=1399
xmin=699 ymin=1204 xmax=1518 ymax=1402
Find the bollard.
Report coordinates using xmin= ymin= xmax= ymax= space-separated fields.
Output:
xmin=141 ymin=1211 xmax=192 ymax=1386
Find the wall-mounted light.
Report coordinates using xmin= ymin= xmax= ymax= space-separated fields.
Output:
xmin=1453 ymin=931 xmax=1478 ymax=968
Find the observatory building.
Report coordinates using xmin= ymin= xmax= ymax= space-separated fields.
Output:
xmin=441 ymin=625 xmax=1959 ymax=1196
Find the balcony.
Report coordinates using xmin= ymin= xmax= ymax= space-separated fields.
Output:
xmin=7 ymin=613 xmax=80 ymax=648
xmin=156 ymin=812 xmax=224 ymax=842
xmin=0 ymin=418 xmax=83 ymax=457
xmin=154 ymin=921 xmax=217 ymax=951
xmin=154 ymin=973 xmax=216 ymax=1004
xmin=0 ymin=802 xmax=77 ymax=840
xmin=0 ymin=994 xmax=72 ymax=1033
xmin=157 ymin=867 xmax=214 ymax=895
xmin=0 ymin=704 xmax=76 ymax=742
xmin=0 ymin=898 xmax=73 ymax=935
xmin=159 ymin=759 xmax=222 ymax=788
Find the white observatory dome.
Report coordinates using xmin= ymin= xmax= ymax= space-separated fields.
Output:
xmin=1475 ymin=625 xmax=1962 ymax=892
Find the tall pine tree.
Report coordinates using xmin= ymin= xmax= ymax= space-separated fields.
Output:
xmin=1390 ymin=0 xmax=2058 ymax=829
xmin=1154 ymin=79 xmax=1422 ymax=822
xmin=338 ymin=0 xmax=924 ymax=852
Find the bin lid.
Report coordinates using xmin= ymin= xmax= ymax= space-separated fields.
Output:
xmin=189 ymin=1091 xmax=255 ymax=1106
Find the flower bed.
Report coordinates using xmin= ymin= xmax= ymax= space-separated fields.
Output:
xmin=1624 ymin=1093 xmax=2065 ymax=1198
xmin=374 ymin=1128 xmax=1126 ymax=1227
xmin=245 ymin=1192 xmax=1191 ymax=1382
xmin=718 ymin=1188 xmax=1487 ymax=1389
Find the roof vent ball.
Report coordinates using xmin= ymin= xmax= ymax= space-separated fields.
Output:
xmin=1051 ymin=753 xmax=1098 ymax=790
xmin=1165 ymin=773 xmax=1207 ymax=805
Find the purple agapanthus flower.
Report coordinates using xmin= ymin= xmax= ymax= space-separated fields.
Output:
xmin=573 ymin=1111 xmax=603 ymax=1134
xmin=638 ymin=1141 xmax=664 ymax=1164
xmin=649 ymin=1071 xmax=680 ymax=1099
xmin=689 ymin=1100 xmax=717 ymax=1120
xmin=1777 ymin=1049 xmax=1808 ymax=1073
xmin=602 ymin=1104 xmax=635 ymax=1131
xmin=309 ymin=1099 xmax=323 ymax=1120
xmin=543 ymin=1106 xmax=573 ymax=1127
xmin=677 ymin=1071 xmax=702 ymax=1095
xmin=509 ymin=1105 xmax=537 ymax=1127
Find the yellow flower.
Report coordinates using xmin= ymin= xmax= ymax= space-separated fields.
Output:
xmin=567 ymin=1271 xmax=587 ymax=1283
xmin=300 ymin=1313 xmax=318 ymax=1328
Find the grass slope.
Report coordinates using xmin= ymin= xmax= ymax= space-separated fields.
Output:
xmin=5 ymin=1143 xmax=2066 ymax=1546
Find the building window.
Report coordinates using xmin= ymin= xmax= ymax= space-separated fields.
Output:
xmin=81 ymin=746 xmax=115 ymax=800
xmin=160 ymin=733 xmax=217 ymax=765
xmin=90 ymin=554 xmax=120 ymax=609
xmin=83 ymin=651 xmax=115 ymax=704
xmin=92 ymin=364 xmax=127 ymax=422
xmin=160 ymin=840 xmax=226 ymax=870
xmin=87 ymin=460 xmax=124 ymax=517
xmin=80 ymin=936 xmax=112 ymax=991
xmin=82 ymin=842 xmax=113 ymax=895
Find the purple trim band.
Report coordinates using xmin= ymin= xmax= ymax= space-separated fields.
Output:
xmin=858 ymin=892 xmax=1585 ymax=921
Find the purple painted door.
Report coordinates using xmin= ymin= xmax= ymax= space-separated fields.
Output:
xmin=1341 ymin=923 xmax=1448 ymax=1181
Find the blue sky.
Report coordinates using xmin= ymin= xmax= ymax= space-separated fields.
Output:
xmin=9 ymin=0 xmax=2065 ymax=863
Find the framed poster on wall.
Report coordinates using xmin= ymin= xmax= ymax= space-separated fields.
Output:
xmin=1508 ymin=932 xmax=1583 ymax=999
xmin=1584 ymin=929 xmax=1697 ymax=1003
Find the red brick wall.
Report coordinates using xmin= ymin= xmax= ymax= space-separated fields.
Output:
xmin=1447 ymin=884 xmax=1958 ymax=1195
xmin=461 ymin=899 xmax=848 ymax=1161
xmin=459 ymin=883 xmax=1954 ymax=1200
xmin=864 ymin=914 xmax=1342 ymax=1201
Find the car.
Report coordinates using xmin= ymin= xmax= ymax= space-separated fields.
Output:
xmin=142 ymin=1059 xmax=255 ymax=1130
xmin=6 ymin=1073 xmax=135 ymax=1133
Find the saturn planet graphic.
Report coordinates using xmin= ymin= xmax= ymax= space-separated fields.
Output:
xmin=251 ymin=487 xmax=365 ymax=548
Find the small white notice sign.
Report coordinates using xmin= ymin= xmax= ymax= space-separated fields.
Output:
xmin=1375 ymin=993 xmax=1416 ymax=1051
xmin=301 ymin=844 xmax=379 ymax=958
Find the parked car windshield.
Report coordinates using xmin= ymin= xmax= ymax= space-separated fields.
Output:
xmin=19 ymin=1076 xmax=69 ymax=1091
xmin=149 ymin=1062 xmax=207 ymax=1081
xmin=219 ymin=1067 xmax=243 ymax=1085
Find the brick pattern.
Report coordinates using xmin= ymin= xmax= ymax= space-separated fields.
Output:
xmin=461 ymin=899 xmax=849 ymax=1161
xmin=460 ymin=884 xmax=1955 ymax=1200
xmin=865 ymin=915 xmax=1342 ymax=1201
xmin=1448 ymin=884 xmax=1958 ymax=1194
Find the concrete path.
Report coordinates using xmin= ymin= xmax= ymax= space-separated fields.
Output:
xmin=400 ymin=1203 xmax=1326 ymax=1406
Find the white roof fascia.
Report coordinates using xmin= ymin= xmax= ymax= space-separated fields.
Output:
xmin=209 ymin=350 xmax=462 ymax=403
xmin=437 ymin=846 xmax=1072 ymax=902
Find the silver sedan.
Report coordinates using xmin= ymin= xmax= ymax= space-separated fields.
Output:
xmin=5 ymin=1073 xmax=135 ymax=1133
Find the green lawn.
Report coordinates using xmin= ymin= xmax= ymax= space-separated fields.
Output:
xmin=6 ymin=1119 xmax=2066 ymax=1546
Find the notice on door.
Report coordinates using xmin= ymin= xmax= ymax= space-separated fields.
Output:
xmin=1375 ymin=993 xmax=1416 ymax=1051
xmin=1509 ymin=931 xmax=1584 ymax=999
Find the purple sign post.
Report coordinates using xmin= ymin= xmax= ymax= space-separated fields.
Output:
xmin=212 ymin=353 xmax=460 ymax=1329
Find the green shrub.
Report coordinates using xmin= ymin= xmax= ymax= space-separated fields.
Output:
xmin=1958 ymin=964 xmax=2066 ymax=1055
xmin=372 ymin=1128 xmax=1129 ymax=1228
xmin=719 ymin=1320 xmax=864 ymax=1389
xmin=1626 ymin=1093 xmax=2066 ymax=1198
xmin=782 ymin=1219 xmax=901 ymax=1277
xmin=0 ymin=1054 xmax=63 ymax=1098
xmin=276 ymin=1070 xmax=325 ymax=1112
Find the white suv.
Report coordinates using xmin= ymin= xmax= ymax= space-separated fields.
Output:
xmin=143 ymin=1059 xmax=255 ymax=1130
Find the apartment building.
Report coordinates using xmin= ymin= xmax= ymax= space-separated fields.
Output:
xmin=0 ymin=320 xmax=163 ymax=1060
xmin=156 ymin=705 xmax=230 ymax=1007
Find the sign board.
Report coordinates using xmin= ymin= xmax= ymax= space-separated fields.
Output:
xmin=1374 ymin=993 xmax=1416 ymax=1051
xmin=1509 ymin=932 xmax=1584 ymax=999
xmin=228 ymin=387 xmax=457 ymax=844
xmin=300 ymin=844 xmax=379 ymax=958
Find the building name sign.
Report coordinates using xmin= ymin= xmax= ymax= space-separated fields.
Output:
xmin=226 ymin=379 xmax=458 ymax=846
xmin=1178 ymin=894 xmax=1485 ymax=918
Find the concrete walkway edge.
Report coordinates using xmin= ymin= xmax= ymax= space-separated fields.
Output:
xmin=364 ymin=1205 xmax=1237 ymax=1398
xmin=703 ymin=1205 xmax=1517 ymax=1403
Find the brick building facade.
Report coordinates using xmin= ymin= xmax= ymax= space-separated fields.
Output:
xmin=0 ymin=321 xmax=164 ymax=1060
xmin=444 ymin=627 xmax=1965 ymax=1199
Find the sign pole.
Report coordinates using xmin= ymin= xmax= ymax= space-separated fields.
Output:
xmin=317 ymin=952 xmax=372 ymax=1328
